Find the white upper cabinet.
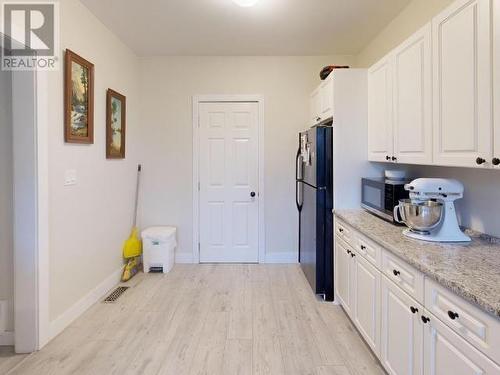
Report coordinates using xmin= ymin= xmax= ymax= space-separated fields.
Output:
xmin=368 ymin=56 xmax=394 ymax=162
xmin=320 ymin=75 xmax=334 ymax=121
xmin=493 ymin=0 xmax=500 ymax=168
xmin=393 ymin=23 xmax=433 ymax=165
xmin=311 ymin=74 xmax=334 ymax=125
xmin=310 ymin=87 xmax=321 ymax=124
xmin=432 ymin=0 xmax=493 ymax=168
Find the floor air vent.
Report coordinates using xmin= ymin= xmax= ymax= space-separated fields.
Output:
xmin=103 ymin=286 xmax=129 ymax=303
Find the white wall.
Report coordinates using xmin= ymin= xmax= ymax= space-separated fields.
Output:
xmin=0 ymin=64 xmax=13 ymax=332
xmin=402 ymin=165 xmax=500 ymax=238
xmin=355 ymin=0 xmax=454 ymax=67
xmin=138 ymin=55 xmax=354 ymax=260
xmin=47 ymin=0 xmax=140 ymax=321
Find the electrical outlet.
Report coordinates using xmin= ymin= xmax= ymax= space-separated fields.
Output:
xmin=64 ymin=169 xmax=77 ymax=186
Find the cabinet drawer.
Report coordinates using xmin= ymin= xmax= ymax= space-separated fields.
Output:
xmin=355 ymin=234 xmax=382 ymax=268
xmin=425 ymin=278 xmax=500 ymax=365
xmin=382 ymin=250 xmax=424 ymax=303
xmin=334 ymin=220 xmax=352 ymax=246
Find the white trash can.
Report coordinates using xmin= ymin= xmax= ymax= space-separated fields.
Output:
xmin=141 ymin=226 xmax=177 ymax=273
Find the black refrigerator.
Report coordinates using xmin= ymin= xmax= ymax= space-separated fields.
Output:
xmin=296 ymin=125 xmax=334 ymax=301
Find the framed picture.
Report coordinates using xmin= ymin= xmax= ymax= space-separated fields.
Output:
xmin=106 ymin=89 xmax=126 ymax=159
xmin=64 ymin=49 xmax=94 ymax=143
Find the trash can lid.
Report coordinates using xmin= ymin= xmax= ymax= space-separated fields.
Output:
xmin=141 ymin=226 xmax=176 ymax=241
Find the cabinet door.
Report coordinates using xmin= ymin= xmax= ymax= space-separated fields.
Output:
xmin=352 ymin=251 xmax=381 ymax=356
xmin=393 ymin=23 xmax=433 ymax=165
xmin=368 ymin=56 xmax=394 ymax=162
xmin=494 ymin=0 xmax=500 ymax=167
xmin=320 ymin=75 xmax=334 ymax=121
xmin=335 ymin=238 xmax=353 ymax=317
xmin=432 ymin=0 xmax=493 ymax=168
xmin=310 ymin=88 xmax=321 ymax=124
xmin=423 ymin=310 xmax=500 ymax=375
xmin=381 ymin=276 xmax=423 ymax=375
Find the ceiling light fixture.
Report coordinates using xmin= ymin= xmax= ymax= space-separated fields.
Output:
xmin=232 ymin=0 xmax=260 ymax=7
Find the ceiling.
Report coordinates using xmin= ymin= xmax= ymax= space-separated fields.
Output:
xmin=80 ymin=0 xmax=411 ymax=56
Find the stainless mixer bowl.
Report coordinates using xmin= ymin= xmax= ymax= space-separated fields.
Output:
xmin=395 ymin=199 xmax=444 ymax=232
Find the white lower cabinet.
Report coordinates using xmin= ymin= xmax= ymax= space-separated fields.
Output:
xmin=334 ymin=218 xmax=500 ymax=375
xmin=423 ymin=309 xmax=500 ymax=375
xmin=352 ymin=252 xmax=381 ymax=356
xmin=335 ymin=237 xmax=354 ymax=317
xmin=381 ymin=275 xmax=424 ymax=375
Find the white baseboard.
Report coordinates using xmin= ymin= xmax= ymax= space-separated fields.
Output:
xmin=175 ymin=252 xmax=194 ymax=264
xmin=174 ymin=251 xmax=298 ymax=264
xmin=265 ymin=251 xmax=298 ymax=264
xmin=0 ymin=331 xmax=14 ymax=345
xmin=48 ymin=267 xmax=123 ymax=342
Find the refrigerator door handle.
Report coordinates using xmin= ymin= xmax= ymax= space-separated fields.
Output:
xmin=296 ymin=148 xmax=303 ymax=181
xmin=296 ymin=181 xmax=303 ymax=211
xmin=296 ymin=147 xmax=304 ymax=211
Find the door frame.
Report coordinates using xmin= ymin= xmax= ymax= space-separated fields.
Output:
xmin=192 ymin=95 xmax=265 ymax=264
xmin=0 ymin=32 xmax=50 ymax=352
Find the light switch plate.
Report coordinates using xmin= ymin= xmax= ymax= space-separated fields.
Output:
xmin=64 ymin=169 xmax=77 ymax=186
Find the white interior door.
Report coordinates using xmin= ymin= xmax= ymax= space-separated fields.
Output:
xmin=199 ymin=102 xmax=259 ymax=263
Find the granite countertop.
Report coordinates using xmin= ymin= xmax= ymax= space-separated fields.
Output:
xmin=334 ymin=209 xmax=500 ymax=319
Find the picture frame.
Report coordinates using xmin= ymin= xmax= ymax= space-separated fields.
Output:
xmin=64 ymin=49 xmax=94 ymax=144
xmin=106 ymin=89 xmax=126 ymax=159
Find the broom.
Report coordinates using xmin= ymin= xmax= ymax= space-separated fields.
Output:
xmin=122 ymin=164 xmax=142 ymax=281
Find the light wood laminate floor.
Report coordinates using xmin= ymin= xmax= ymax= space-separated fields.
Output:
xmin=0 ymin=347 xmax=27 ymax=374
xmin=9 ymin=264 xmax=385 ymax=375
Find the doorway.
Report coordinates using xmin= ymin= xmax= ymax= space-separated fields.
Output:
xmin=0 ymin=35 xmax=45 ymax=354
xmin=193 ymin=96 xmax=265 ymax=263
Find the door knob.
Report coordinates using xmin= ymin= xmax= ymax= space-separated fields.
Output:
xmin=250 ymin=191 xmax=256 ymax=197
xmin=492 ymin=158 xmax=500 ymax=166
xmin=385 ymin=155 xmax=391 ymax=161
xmin=391 ymin=156 xmax=397 ymax=162
xmin=476 ymin=157 xmax=486 ymax=165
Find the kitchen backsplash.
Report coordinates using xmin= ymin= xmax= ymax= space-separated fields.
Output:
xmin=380 ymin=164 xmax=500 ymax=238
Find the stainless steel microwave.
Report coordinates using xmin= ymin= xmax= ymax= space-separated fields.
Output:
xmin=361 ymin=178 xmax=409 ymax=223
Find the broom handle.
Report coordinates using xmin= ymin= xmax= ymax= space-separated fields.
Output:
xmin=133 ymin=164 xmax=141 ymax=228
